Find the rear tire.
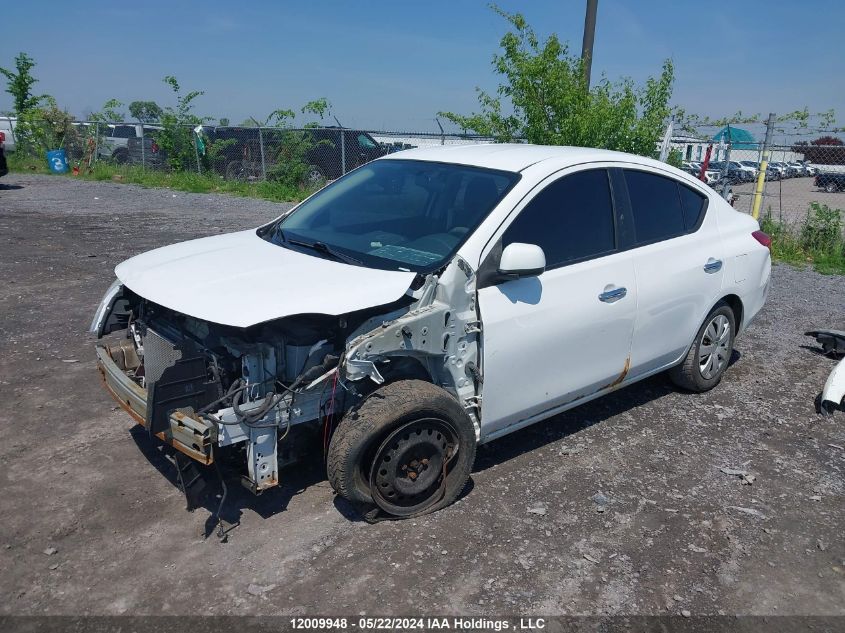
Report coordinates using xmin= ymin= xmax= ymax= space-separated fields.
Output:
xmin=825 ymin=182 xmax=838 ymax=193
xmin=669 ymin=302 xmax=736 ymax=393
xmin=327 ymin=380 xmax=476 ymax=519
xmin=225 ymin=160 xmax=248 ymax=181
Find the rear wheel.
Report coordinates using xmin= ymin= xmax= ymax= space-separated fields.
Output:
xmin=303 ymin=165 xmax=327 ymax=189
xmin=670 ymin=303 xmax=736 ymax=392
xmin=825 ymin=182 xmax=839 ymax=193
xmin=225 ymin=160 xmax=248 ymax=181
xmin=327 ymin=380 xmax=476 ymax=519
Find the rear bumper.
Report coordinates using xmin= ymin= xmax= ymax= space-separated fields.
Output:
xmin=96 ymin=344 xmax=214 ymax=464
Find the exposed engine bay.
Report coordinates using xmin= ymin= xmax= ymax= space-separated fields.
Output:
xmin=92 ymin=257 xmax=482 ymax=502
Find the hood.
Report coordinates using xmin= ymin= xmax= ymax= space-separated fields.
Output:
xmin=115 ymin=230 xmax=416 ymax=328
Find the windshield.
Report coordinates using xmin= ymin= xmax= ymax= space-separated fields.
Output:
xmin=262 ymin=159 xmax=521 ymax=272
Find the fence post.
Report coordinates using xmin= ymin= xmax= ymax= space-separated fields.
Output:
xmin=194 ymin=125 xmax=201 ymax=174
xmin=93 ymin=122 xmax=99 ymax=165
xmin=436 ymin=117 xmax=445 ymax=146
xmin=140 ymin=123 xmax=146 ymax=168
xmin=257 ymin=127 xmax=267 ymax=180
xmin=751 ymin=113 xmax=776 ymax=220
xmin=340 ymin=130 xmax=346 ymax=176
xmin=720 ymin=124 xmax=731 ymax=199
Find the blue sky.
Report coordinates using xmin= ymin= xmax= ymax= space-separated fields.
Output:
xmin=2 ymin=1 xmax=843 ymax=132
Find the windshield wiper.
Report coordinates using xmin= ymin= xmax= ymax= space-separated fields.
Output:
xmin=286 ymin=238 xmax=363 ymax=266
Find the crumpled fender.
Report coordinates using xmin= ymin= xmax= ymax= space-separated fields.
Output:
xmin=821 ymin=356 xmax=845 ymax=415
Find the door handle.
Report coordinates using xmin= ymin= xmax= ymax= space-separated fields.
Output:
xmin=703 ymin=258 xmax=723 ymax=273
xmin=599 ymin=287 xmax=627 ymax=303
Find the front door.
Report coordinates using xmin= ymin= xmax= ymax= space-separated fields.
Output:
xmin=477 ymin=168 xmax=637 ymax=440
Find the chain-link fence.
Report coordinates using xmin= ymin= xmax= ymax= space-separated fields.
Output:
xmin=4 ymin=114 xmax=843 ymax=232
xmin=0 ymin=116 xmax=497 ymax=188
xmin=670 ymin=131 xmax=845 ymax=231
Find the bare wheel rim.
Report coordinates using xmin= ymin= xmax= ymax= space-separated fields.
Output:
xmin=305 ymin=166 xmax=325 ymax=186
xmin=698 ymin=314 xmax=731 ymax=380
xmin=368 ymin=417 xmax=458 ymax=516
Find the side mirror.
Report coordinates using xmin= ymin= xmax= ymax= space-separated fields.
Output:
xmin=498 ymin=242 xmax=546 ymax=278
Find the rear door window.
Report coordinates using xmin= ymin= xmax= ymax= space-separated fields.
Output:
xmin=623 ymin=170 xmax=686 ymax=245
xmin=502 ymin=169 xmax=616 ymax=268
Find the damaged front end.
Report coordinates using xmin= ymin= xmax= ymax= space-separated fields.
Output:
xmin=91 ymin=255 xmax=482 ymax=498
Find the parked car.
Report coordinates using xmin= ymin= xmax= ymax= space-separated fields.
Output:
xmin=682 ymin=161 xmax=720 ymax=184
xmin=727 ymin=160 xmax=757 ymax=181
xmin=99 ymin=124 xmax=163 ymax=163
xmin=771 ymin=162 xmax=796 ymax=178
xmin=125 ymin=134 xmax=167 ymax=168
xmin=708 ymin=161 xmax=749 ymax=184
xmin=816 ymin=172 xmax=845 ymax=193
xmin=211 ymin=126 xmax=387 ymax=184
xmin=799 ymin=160 xmax=818 ymax=176
xmin=787 ymin=161 xmax=808 ymax=176
xmin=0 ymin=116 xmax=17 ymax=153
xmin=682 ymin=161 xmax=703 ymax=176
xmin=0 ymin=130 xmax=8 ymax=177
xmin=91 ymin=145 xmax=771 ymax=520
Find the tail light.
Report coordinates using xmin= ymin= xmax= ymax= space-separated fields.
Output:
xmin=0 ymin=131 xmax=5 ymax=147
xmin=752 ymin=230 xmax=772 ymax=250
xmin=151 ymin=141 xmax=159 ymax=153
xmin=814 ymin=175 xmax=819 ymax=186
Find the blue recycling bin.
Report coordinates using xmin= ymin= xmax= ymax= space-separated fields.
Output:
xmin=46 ymin=149 xmax=69 ymax=174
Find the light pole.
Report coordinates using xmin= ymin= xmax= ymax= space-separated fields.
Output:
xmin=581 ymin=0 xmax=599 ymax=89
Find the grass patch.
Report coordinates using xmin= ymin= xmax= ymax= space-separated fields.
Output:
xmin=8 ymin=152 xmax=51 ymax=174
xmin=9 ymin=155 xmax=309 ymax=203
xmin=760 ymin=202 xmax=845 ymax=275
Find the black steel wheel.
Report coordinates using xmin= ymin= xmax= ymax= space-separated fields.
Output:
xmin=368 ymin=418 xmax=459 ymax=516
xmin=327 ymin=380 xmax=476 ymax=520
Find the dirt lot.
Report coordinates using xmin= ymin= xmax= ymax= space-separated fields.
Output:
xmin=0 ymin=173 xmax=843 ymax=617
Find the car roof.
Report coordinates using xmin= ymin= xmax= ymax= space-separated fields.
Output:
xmin=379 ymin=143 xmax=667 ymax=173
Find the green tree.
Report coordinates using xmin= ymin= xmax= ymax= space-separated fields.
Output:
xmin=156 ymin=76 xmax=208 ymax=171
xmin=439 ymin=7 xmax=674 ymax=157
xmin=128 ymin=100 xmax=162 ymax=123
xmin=0 ymin=52 xmax=44 ymax=115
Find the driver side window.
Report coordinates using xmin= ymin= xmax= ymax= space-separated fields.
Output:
xmin=502 ymin=168 xmax=617 ymax=269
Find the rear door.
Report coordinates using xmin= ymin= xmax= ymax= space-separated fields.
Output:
xmin=478 ymin=167 xmax=637 ymax=439
xmin=620 ymin=168 xmax=724 ymax=378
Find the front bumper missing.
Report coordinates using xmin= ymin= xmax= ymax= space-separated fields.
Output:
xmin=96 ymin=344 xmax=215 ymax=465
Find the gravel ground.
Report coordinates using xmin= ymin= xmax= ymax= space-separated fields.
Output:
xmin=0 ymin=173 xmax=843 ymax=617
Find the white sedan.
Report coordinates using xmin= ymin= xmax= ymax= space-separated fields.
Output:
xmin=92 ymin=144 xmax=771 ymax=520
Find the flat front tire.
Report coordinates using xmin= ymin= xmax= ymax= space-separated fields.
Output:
xmin=327 ymin=380 xmax=476 ymax=519
xmin=670 ymin=302 xmax=736 ymax=392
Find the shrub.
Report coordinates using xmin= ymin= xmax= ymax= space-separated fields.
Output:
xmin=761 ymin=202 xmax=845 ymax=274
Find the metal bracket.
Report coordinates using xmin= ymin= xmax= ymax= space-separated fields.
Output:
xmin=345 ymin=357 xmax=386 ymax=384
xmin=464 ymin=321 xmax=482 ymax=334
xmin=242 ymin=425 xmax=278 ymax=493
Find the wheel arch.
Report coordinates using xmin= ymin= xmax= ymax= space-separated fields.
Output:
xmin=720 ymin=294 xmax=744 ymax=333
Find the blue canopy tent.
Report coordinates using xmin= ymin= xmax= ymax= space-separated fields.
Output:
xmin=712 ymin=126 xmax=757 ymax=149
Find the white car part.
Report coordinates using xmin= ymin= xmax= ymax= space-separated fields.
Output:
xmin=114 ymin=229 xmax=415 ymax=328
xmin=821 ymin=357 xmax=845 ymax=416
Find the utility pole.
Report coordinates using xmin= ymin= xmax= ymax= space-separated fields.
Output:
xmin=751 ymin=113 xmax=776 ymax=220
xmin=581 ymin=0 xmax=599 ymax=89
